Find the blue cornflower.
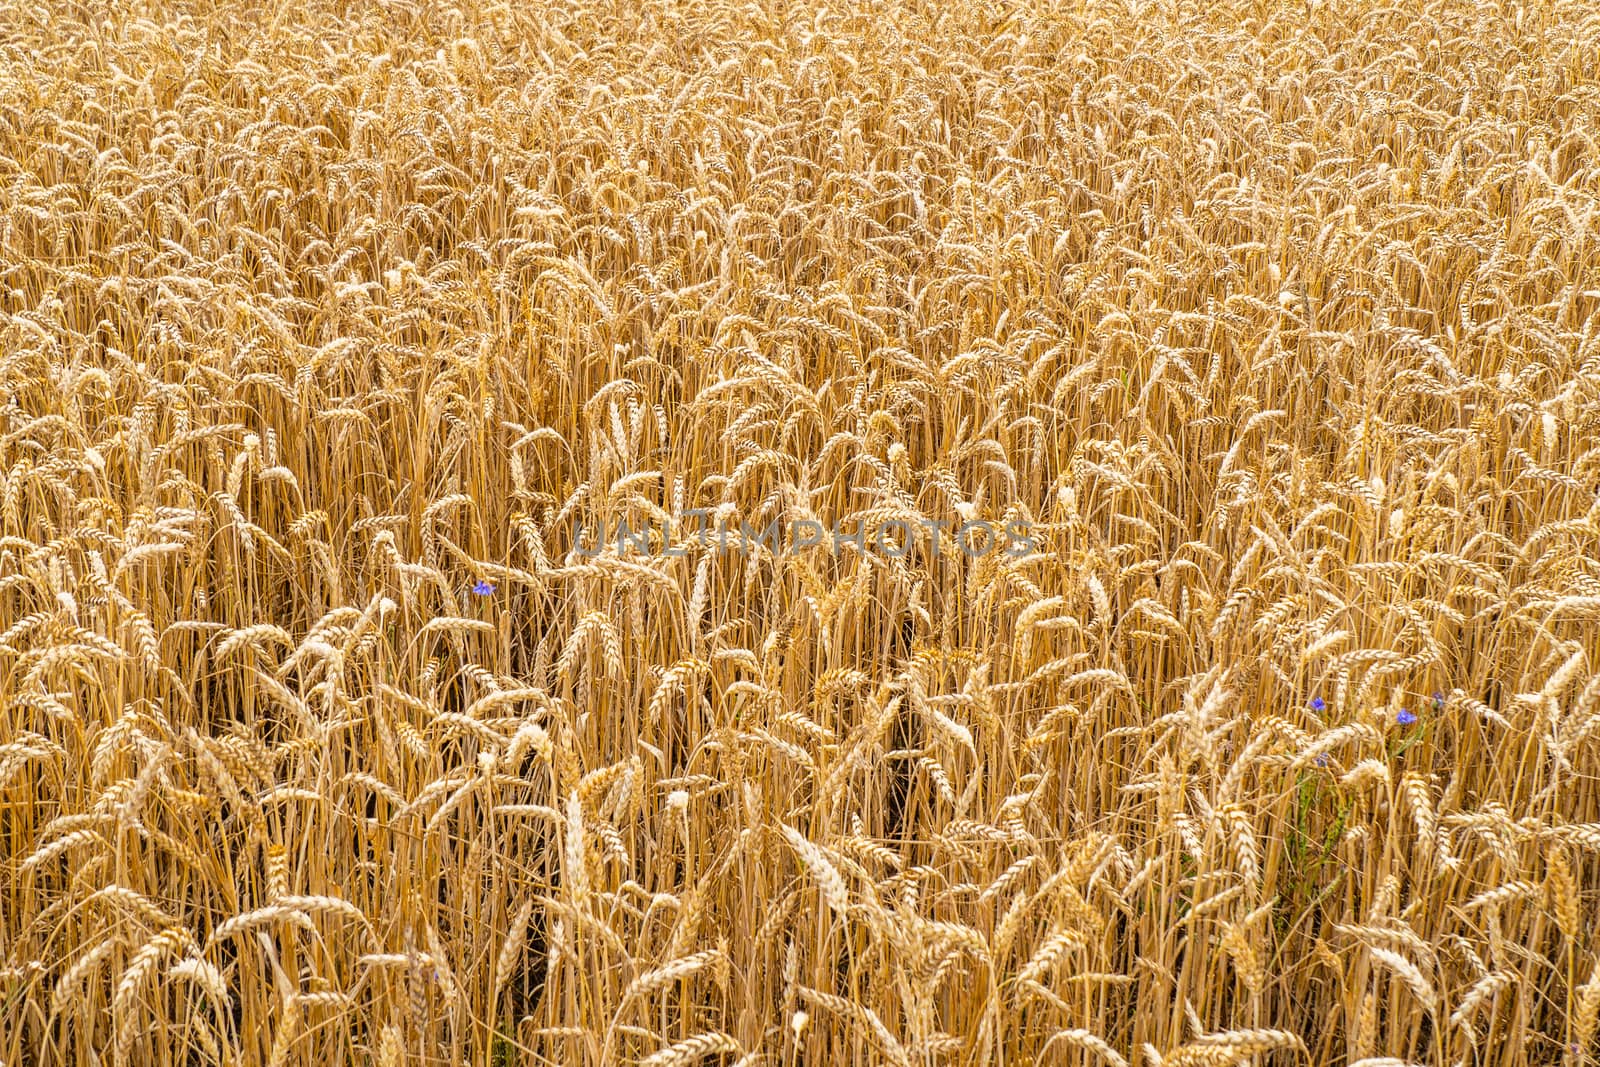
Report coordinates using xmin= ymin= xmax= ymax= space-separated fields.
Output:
xmin=1314 ymin=754 xmax=1331 ymax=768
xmin=472 ymin=579 xmax=495 ymax=596
xmin=1431 ymin=691 xmax=1445 ymax=709
xmin=1310 ymin=697 xmax=1326 ymax=712
xmin=1396 ymin=708 xmax=1418 ymax=726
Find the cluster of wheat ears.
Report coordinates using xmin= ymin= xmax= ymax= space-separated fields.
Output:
xmin=2 ymin=0 xmax=1599 ymax=1063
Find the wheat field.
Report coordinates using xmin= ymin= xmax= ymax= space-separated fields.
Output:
xmin=2 ymin=0 xmax=1599 ymax=1063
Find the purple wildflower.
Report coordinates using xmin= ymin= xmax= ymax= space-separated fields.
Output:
xmin=1310 ymin=696 xmax=1326 ymax=712
xmin=1396 ymin=708 xmax=1418 ymax=726
xmin=1314 ymin=754 xmax=1331 ymax=768
xmin=472 ymin=579 xmax=495 ymax=596
xmin=1431 ymin=691 xmax=1445 ymax=708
